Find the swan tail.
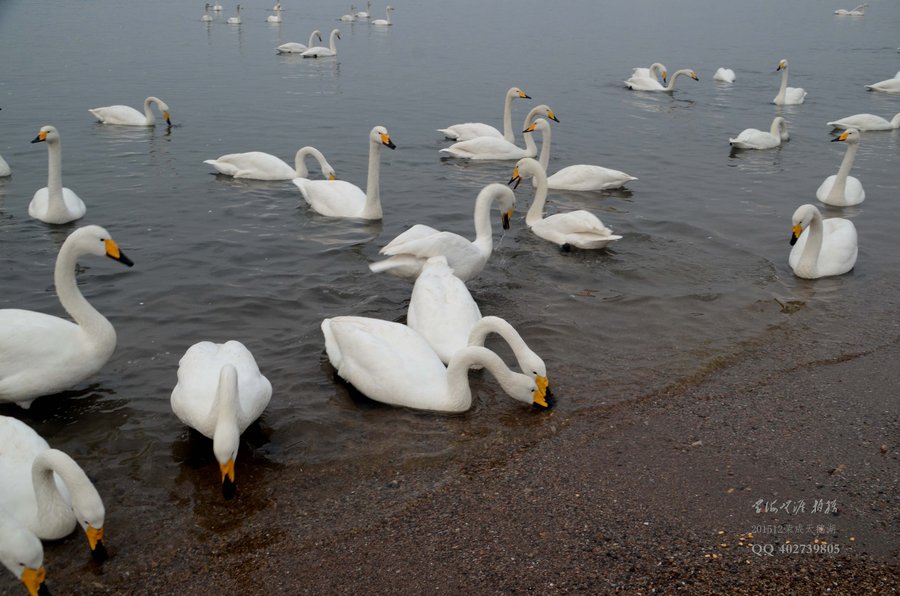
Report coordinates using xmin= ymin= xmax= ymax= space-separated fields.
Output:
xmin=368 ymin=255 xmax=423 ymax=278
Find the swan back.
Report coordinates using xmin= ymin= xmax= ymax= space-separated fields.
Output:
xmin=713 ymin=67 xmax=736 ymax=83
xmin=789 ymin=204 xmax=858 ymax=278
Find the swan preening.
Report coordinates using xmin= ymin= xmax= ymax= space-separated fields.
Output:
xmin=834 ymin=3 xmax=867 ymax=15
xmin=713 ymin=67 xmax=736 ymax=83
xmin=827 ymin=112 xmax=900 ymax=131
xmin=302 ymin=28 xmax=340 ymax=58
xmin=276 ymin=30 xmax=322 ymax=53
xmin=510 ymin=157 xmax=622 ymax=250
xmin=865 ymin=71 xmax=900 ymax=93
xmin=439 ymin=104 xmax=559 ymax=160
xmin=774 ymin=59 xmax=807 ymax=105
xmin=371 ymin=5 xmax=393 ymax=26
xmin=625 ymin=68 xmax=698 ymax=92
xmin=321 ymin=316 xmax=548 ymax=413
xmin=227 ymin=4 xmax=242 ymax=24
xmin=0 ymin=225 xmax=133 ymax=408
xmin=437 ymin=86 xmax=532 ymax=142
xmin=729 ymin=116 xmax=789 ymax=150
xmin=29 ymin=125 xmax=87 ymax=225
xmin=0 ymin=515 xmax=47 ymax=596
xmin=369 ymin=183 xmax=515 ymax=281
xmin=789 ymin=204 xmax=858 ymax=279
xmin=816 ymin=128 xmax=865 ymax=207
xmin=295 ymin=126 xmax=394 ymax=220
xmin=170 ymin=340 xmax=272 ymax=499
xmin=89 ymin=96 xmax=172 ymax=126
xmin=205 ymin=146 xmax=336 ymax=181
xmin=625 ymin=63 xmax=667 ymax=88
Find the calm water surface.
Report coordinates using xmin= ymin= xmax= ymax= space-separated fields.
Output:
xmin=0 ymin=0 xmax=898 ymax=581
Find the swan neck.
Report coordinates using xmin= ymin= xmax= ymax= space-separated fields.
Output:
xmin=471 ymin=187 xmax=499 ymax=256
xmin=46 ymin=137 xmax=63 ymax=198
xmin=835 ymin=141 xmax=858 ymax=182
xmin=294 ymin=147 xmax=323 ymax=178
xmin=501 ymin=91 xmax=515 ymax=142
xmin=31 ymin=450 xmax=93 ymax=538
xmin=468 ymin=316 xmax=527 ymax=355
xmin=362 ymin=138 xmax=383 ymax=219
xmin=777 ymin=67 xmax=789 ymax=99
xmin=142 ymin=97 xmax=156 ymax=124
xmin=446 ymin=346 xmax=516 ymax=410
xmin=537 ymin=126 xmax=551 ymax=171
xmin=799 ymin=211 xmax=824 ymax=274
xmin=330 ymin=30 xmax=339 ymax=52
xmin=54 ymin=239 xmax=115 ymax=344
xmin=524 ymin=168 xmax=549 ymax=227
xmin=212 ymin=367 xmax=243 ymax=435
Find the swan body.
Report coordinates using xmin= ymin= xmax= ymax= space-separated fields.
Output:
xmin=625 ymin=68 xmax=698 ymax=92
xmin=834 ymin=3 xmax=867 ymax=15
xmin=276 ymin=30 xmax=322 ymax=53
xmin=267 ymin=11 xmax=282 ymax=23
xmin=212 ymin=1 xmax=222 ymax=10
xmin=355 ymin=1 xmax=371 ymax=18
xmin=0 ymin=515 xmax=48 ymax=596
xmin=789 ymin=204 xmax=857 ymax=279
xmin=0 ymin=154 xmax=9 ymax=177
xmin=371 ymin=5 xmax=393 ymax=26
xmin=774 ymin=59 xmax=807 ymax=105
xmin=302 ymin=28 xmax=340 ymax=57
xmin=440 ymin=104 xmax=558 ymax=160
xmin=527 ymin=118 xmax=637 ymax=191
xmin=713 ymin=67 xmax=736 ymax=83
xmin=321 ymin=316 xmax=547 ymax=413
xmin=0 ymin=416 xmax=107 ymax=560
xmin=369 ymin=183 xmax=515 ymax=281
xmin=729 ymin=116 xmax=789 ymax=149
xmin=340 ymin=6 xmax=357 ymax=21
xmin=827 ymin=112 xmax=900 ymax=131
xmin=170 ymin=340 xmax=272 ymax=498
xmin=865 ymin=71 xmax=900 ymax=93
xmin=226 ymin=5 xmax=241 ymax=24
xmin=0 ymin=225 xmax=133 ymax=408
xmin=437 ymin=86 xmax=531 ymax=142
xmin=295 ymin=126 xmax=394 ymax=220
xmin=89 ymin=96 xmax=171 ymax=127
xmin=205 ymin=146 xmax=336 ymax=181
xmin=627 ymin=62 xmax=668 ymax=86
xmin=201 ymin=3 xmax=213 ymax=21
xmin=510 ymin=157 xmax=622 ymax=250
xmin=816 ymin=128 xmax=865 ymax=207
xmin=29 ymin=125 xmax=86 ymax=225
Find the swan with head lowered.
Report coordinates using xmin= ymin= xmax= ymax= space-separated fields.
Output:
xmin=205 ymin=146 xmax=336 ymax=181
xmin=301 ymin=29 xmax=340 ymax=58
xmin=294 ymin=126 xmax=394 ymax=220
xmin=625 ymin=68 xmax=698 ymax=92
xmin=0 ymin=225 xmax=133 ymax=409
xmin=774 ymin=59 xmax=807 ymax=105
xmin=0 ymin=415 xmax=108 ymax=563
xmin=439 ymin=104 xmax=559 ymax=160
xmin=437 ymin=86 xmax=532 ymax=142
xmin=729 ymin=116 xmax=790 ymax=150
xmin=827 ymin=112 xmax=900 ymax=131
xmin=29 ymin=125 xmax=86 ymax=224
xmin=369 ymin=183 xmax=515 ymax=281
xmin=789 ymin=204 xmax=857 ymax=279
xmin=864 ymin=70 xmax=900 ymax=93
xmin=816 ymin=128 xmax=865 ymax=207
xmin=276 ymin=30 xmax=322 ymax=53
xmin=510 ymin=157 xmax=621 ymax=250
xmin=321 ymin=316 xmax=548 ymax=413
xmin=0 ymin=515 xmax=49 ymax=596
xmin=525 ymin=118 xmax=637 ymax=190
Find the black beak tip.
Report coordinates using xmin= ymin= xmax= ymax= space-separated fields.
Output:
xmin=386 ymin=140 xmax=396 ymax=150
xmin=830 ymin=137 xmax=841 ymax=142
xmin=91 ymin=541 xmax=109 ymax=563
xmin=502 ymin=215 xmax=510 ymax=230
xmin=38 ymin=583 xmax=52 ymax=596
xmin=523 ymin=93 xmax=532 ymax=99
xmin=31 ymin=136 xmax=42 ymax=144
xmin=116 ymin=252 xmax=135 ymax=267
xmin=789 ymin=235 xmax=798 ymax=246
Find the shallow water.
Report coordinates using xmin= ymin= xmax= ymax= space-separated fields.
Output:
xmin=0 ymin=0 xmax=898 ymax=584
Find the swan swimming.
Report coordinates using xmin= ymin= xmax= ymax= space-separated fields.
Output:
xmin=864 ymin=70 xmax=900 ymax=93
xmin=355 ymin=1 xmax=371 ymax=18
xmin=625 ymin=68 xmax=698 ymax=92
xmin=212 ymin=1 xmax=222 ymax=10
xmin=774 ymin=59 xmax=807 ymax=105
xmin=713 ymin=67 xmax=736 ymax=83
xmin=816 ymin=128 xmax=865 ymax=207
xmin=339 ymin=6 xmax=357 ymax=21
xmin=827 ymin=112 xmax=900 ymax=131
xmin=226 ymin=4 xmax=241 ymax=24
xmin=276 ymin=30 xmax=322 ymax=53
xmin=437 ymin=87 xmax=531 ymax=142
xmin=625 ymin=63 xmax=667 ymax=88
xmin=89 ymin=96 xmax=172 ymax=126
xmin=302 ymin=28 xmax=340 ymax=57
xmin=834 ymin=3 xmax=867 ymax=15
xmin=205 ymin=146 xmax=336 ymax=181
xmin=371 ymin=5 xmax=393 ymax=26
xmin=0 ymin=515 xmax=48 ymax=596
xmin=439 ymin=104 xmax=558 ymax=160
xmin=29 ymin=125 xmax=86 ymax=225
xmin=201 ymin=3 xmax=213 ymax=21
xmin=789 ymin=204 xmax=857 ymax=279
xmin=729 ymin=116 xmax=789 ymax=150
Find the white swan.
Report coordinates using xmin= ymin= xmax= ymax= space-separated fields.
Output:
xmin=789 ymin=204 xmax=857 ymax=279
xmin=201 ymin=3 xmax=213 ymax=21
xmin=827 ymin=112 xmax=900 ymax=131
xmin=321 ymin=316 xmax=548 ymax=412
xmin=371 ymin=5 xmax=393 ymax=26
xmin=340 ymin=6 xmax=357 ymax=21
xmin=170 ymin=340 xmax=272 ymax=499
xmin=774 ymin=59 xmax=807 ymax=105
xmin=834 ymin=3 xmax=867 ymax=15
xmin=355 ymin=1 xmax=371 ymax=18
xmin=276 ymin=30 xmax=322 ymax=53
xmin=266 ymin=8 xmax=282 ymax=23
xmin=226 ymin=4 xmax=241 ymax=24
xmin=0 ymin=515 xmax=47 ymax=596
xmin=301 ymin=28 xmax=340 ymax=58
xmin=865 ymin=71 xmax=900 ymax=93
xmin=212 ymin=1 xmax=222 ymax=11
xmin=0 ymin=416 xmax=107 ymax=561
xmin=89 ymin=96 xmax=171 ymax=127
xmin=439 ymin=104 xmax=558 ymax=160
xmin=713 ymin=67 xmax=736 ymax=83
xmin=510 ymin=157 xmax=622 ymax=250
xmin=625 ymin=63 xmax=667 ymax=89
xmin=526 ymin=118 xmax=637 ymax=191
xmin=294 ymin=126 xmax=394 ymax=220
xmin=29 ymin=125 xmax=86 ymax=225
xmin=368 ymin=183 xmax=515 ymax=281
xmin=0 ymin=225 xmax=133 ymax=408
xmin=205 ymin=145 xmax=336 ymax=181
xmin=729 ymin=116 xmax=790 ymax=150
xmin=437 ymin=86 xmax=532 ymax=142
xmin=625 ymin=68 xmax=698 ymax=92
xmin=816 ymin=128 xmax=865 ymax=207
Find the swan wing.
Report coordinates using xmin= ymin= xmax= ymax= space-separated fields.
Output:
xmin=532 ymin=212 xmax=622 ymax=248
xmin=294 ymin=179 xmax=366 ymax=217
xmin=817 ymin=219 xmax=858 ymax=276
xmin=301 ymin=46 xmax=334 ymax=58
xmin=436 ymin=123 xmax=503 ymax=142
xmin=88 ymin=105 xmax=146 ymax=125
xmin=28 ymin=188 xmax=87 ymax=224
xmin=378 ymin=224 xmax=441 ymax=254
xmin=713 ymin=68 xmax=736 ymax=82
xmin=0 ymin=416 xmax=60 ymax=525
xmin=785 ymin=87 xmax=807 ymax=104
xmin=865 ymin=78 xmax=900 ymax=92
xmin=826 ymin=114 xmax=888 ymax=130
xmin=729 ymin=128 xmax=779 ymax=149
xmin=440 ymin=137 xmax=526 ymax=160
xmin=625 ymin=77 xmax=664 ymax=91
xmin=276 ymin=42 xmax=308 ymax=53
xmin=547 ymin=165 xmax=637 ymax=191
xmin=204 ymin=152 xmax=295 ymax=180
xmin=816 ymin=175 xmax=865 ymax=207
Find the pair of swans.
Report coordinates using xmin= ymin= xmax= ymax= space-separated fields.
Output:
xmin=625 ymin=68 xmax=699 ymax=92
xmin=205 ymin=146 xmax=336 ymax=181
xmin=276 ymin=30 xmax=322 ymax=53
xmin=789 ymin=204 xmax=857 ymax=279
xmin=817 ymin=128 xmax=865 ymax=207
xmin=865 ymin=70 xmax=900 ymax=93
xmin=302 ymin=29 xmax=340 ymax=58
xmin=827 ymin=112 xmax=900 ymax=131
xmin=439 ymin=104 xmax=559 ymax=160
xmin=729 ymin=116 xmax=789 ymax=150
xmin=369 ymin=183 xmax=514 ymax=281
xmin=294 ymin=125 xmax=395 ymax=220
xmin=774 ymin=59 xmax=807 ymax=105
xmin=89 ymin=95 xmax=171 ymax=126
xmin=170 ymin=340 xmax=272 ymax=499
xmin=625 ymin=62 xmax=667 ymax=88
xmin=0 ymin=226 xmax=133 ymax=409
xmin=371 ymin=5 xmax=394 ymax=26
xmin=29 ymin=125 xmax=86 ymax=225
xmin=509 ymin=157 xmax=622 ymax=250
xmin=437 ymin=86 xmax=531 ymax=142
xmin=834 ymin=3 xmax=867 ymax=15
xmin=227 ymin=5 xmax=241 ymax=24
xmin=713 ymin=67 xmax=736 ymax=83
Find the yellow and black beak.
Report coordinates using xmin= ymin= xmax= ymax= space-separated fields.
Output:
xmin=518 ymin=90 xmax=531 ymax=99
xmin=662 ymin=71 xmax=668 ymax=84
xmin=86 ymin=525 xmax=108 ymax=562
xmin=31 ymin=131 xmax=48 ymax=144
xmin=328 ymin=173 xmax=337 ymax=180
xmin=691 ymin=72 xmax=699 ymax=81
xmin=20 ymin=566 xmax=47 ymax=596
xmin=163 ymin=111 xmax=172 ymax=126
xmin=501 ymin=208 xmax=512 ymax=230
xmin=832 ymin=130 xmax=850 ymax=143
xmin=777 ymin=61 xmax=786 ymax=72
xmin=221 ymin=458 xmax=236 ymax=500
xmin=523 ymin=122 xmax=537 ymax=134
xmin=104 ymin=239 xmax=134 ymax=267
xmin=532 ymin=380 xmax=549 ymax=409
xmin=508 ymin=166 xmax=522 ymax=189
xmin=380 ymin=133 xmax=396 ymax=150
xmin=547 ymin=110 xmax=559 ymax=123
xmin=790 ymin=223 xmax=803 ymax=246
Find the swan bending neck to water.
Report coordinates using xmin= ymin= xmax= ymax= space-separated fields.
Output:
xmin=865 ymin=71 xmax=900 ymax=93
xmin=789 ymin=204 xmax=857 ymax=279
xmin=437 ymin=86 xmax=532 ymax=142
xmin=625 ymin=68 xmax=698 ymax=92
xmin=89 ymin=96 xmax=171 ymax=126
xmin=774 ymin=59 xmax=807 ymax=105
xmin=29 ymin=125 xmax=86 ymax=224
xmin=302 ymin=28 xmax=340 ymax=57
xmin=204 ymin=145 xmax=336 ymax=181
xmin=816 ymin=128 xmax=865 ymax=207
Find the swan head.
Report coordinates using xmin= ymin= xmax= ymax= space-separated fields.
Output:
xmin=832 ymin=127 xmax=860 ymax=144
xmin=478 ymin=183 xmax=515 ymax=229
xmin=651 ymin=63 xmax=668 ymax=83
xmin=312 ymin=30 xmax=323 ymax=42
xmin=30 ymin=125 xmax=60 ymax=145
xmin=150 ymin=98 xmax=172 ymax=126
xmin=790 ymin=204 xmax=820 ymax=246
xmin=0 ymin=524 xmax=46 ymax=596
xmin=529 ymin=104 xmax=559 ymax=124
xmin=212 ymin=364 xmax=242 ymax=500
xmin=508 ymin=86 xmax=531 ymax=100
xmin=523 ymin=118 xmax=551 ymax=136
xmin=777 ymin=59 xmax=788 ymax=72
xmin=72 ymin=488 xmax=107 ymax=562
xmin=370 ymin=125 xmax=396 ymax=150
xmin=508 ymin=157 xmax=544 ymax=189
xmin=66 ymin=225 xmax=135 ymax=268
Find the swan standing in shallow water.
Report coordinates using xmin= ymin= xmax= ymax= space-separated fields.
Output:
xmin=625 ymin=63 xmax=667 ymax=88
xmin=816 ymin=128 xmax=865 ymax=207
xmin=789 ymin=204 xmax=857 ymax=279
xmin=729 ymin=116 xmax=789 ymax=150
xmin=89 ymin=96 xmax=171 ymax=126
xmin=439 ymin=104 xmax=558 ymax=160
xmin=321 ymin=316 xmax=548 ymax=413
xmin=625 ymin=68 xmax=698 ymax=92
xmin=827 ymin=112 xmax=900 ymax=131
xmin=295 ymin=126 xmax=394 ymax=220
xmin=29 ymin=125 xmax=86 ymax=225
xmin=226 ymin=5 xmax=241 ymax=24
xmin=834 ymin=3 xmax=867 ymax=15
xmin=0 ymin=225 xmax=133 ymax=408
xmin=369 ymin=183 xmax=515 ymax=281
xmin=170 ymin=340 xmax=272 ymax=499
xmin=510 ymin=158 xmax=622 ymax=250
xmin=277 ymin=30 xmax=322 ymax=53
xmin=774 ymin=59 xmax=806 ymax=105
xmin=437 ymin=86 xmax=531 ymax=142
xmin=865 ymin=71 xmax=900 ymax=93
xmin=205 ymin=145 xmax=336 ymax=181
xmin=713 ymin=67 xmax=736 ymax=83
xmin=0 ymin=515 xmax=48 ymax=596
xmin=526 ymin=118 xmax=636 ymax=190
xmin=302 ymin=28 xmax=340 ymax=57
xmin=371 ymin=5 xmax=393 ymax=25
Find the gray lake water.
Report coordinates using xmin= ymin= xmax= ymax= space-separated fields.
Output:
xmin=0 ymin=0 xmax=898 ymax=588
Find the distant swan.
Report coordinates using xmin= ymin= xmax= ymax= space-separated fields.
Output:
xmin=355 ymin=1 xmax=371 ymax=18
xmin=510 ymin=158 xmax=622 ymax=250
xmin=625 ymin=62 xmax=667 ymax=87
xmin=789 ymin=204 xmax=857 ymax=279
xmin=834 ymin=3 xmax=867 ymax=15
xmin=301 ymin=28 xmax=340 ymax=57
xmin=89 ymin=96 xmax=172 ymax=126
xmin=205 ymin=146 xmax=336 ymax=181
xmin=227 ymin=5 xmax=241 ymax=24
xmin=816 ymin=128 xmax=865 ymax=207
xmin=368 ymin=183 xmax=515 ymax=281
xmin=774 ymin=59 xmax=807 ymax=105
xmin=827 ymin=112 xmax=900 ymax=131
xmin=371 ymin=5 xmax=393 ymax=25
xmin=201 ymin=3 xmax=213 ymax=21
xmin=713 ymin=67 xmax=736 ymax=83
xmin=29 ymin=125 xmax=86 ymax=225
xmin=437 ymin=86 xmax=531 ymax=142
xmin=0 ymin=225 xmax=133 ymax=408
xmin=340 ymin=6 xmax=357 ymax=21
xmin=865 ymin=70 xmax=900 ymax=93
xmin=212 ymin=1 xmax=222 ymax=11
xmin=276 ymin=30 xmax=322 ymax=53
xmin=0 ymin=516 xmax=47 ymax=596
xmin=266 ymin=8 xmax=282 ymax=23
xmin=295 ymin=126 xmax=394 ymax=220
xmin=439 ymin=104 xmax=558 ymax=160
xmin=729 ymin=116 xmax=789 ymax=150
xmin=625 ymin=68 xmax=698 ymax=92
